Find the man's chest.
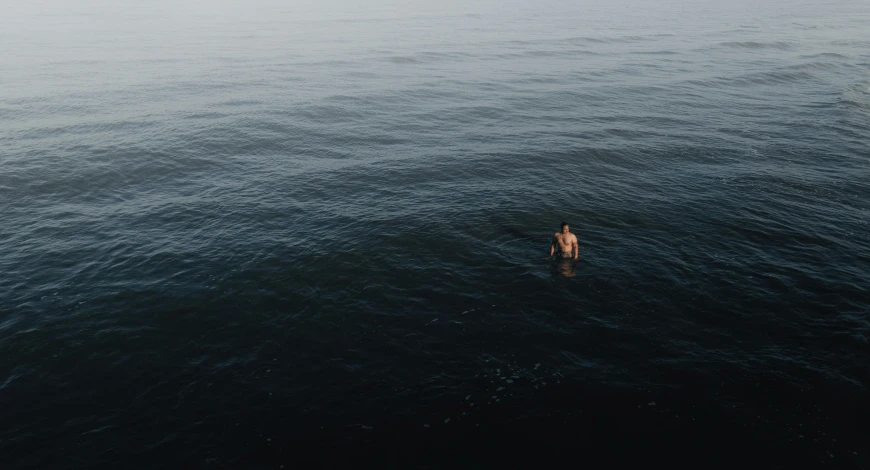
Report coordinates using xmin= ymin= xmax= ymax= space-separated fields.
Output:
xmin=556 ymin=235 xmax=572 ymax=245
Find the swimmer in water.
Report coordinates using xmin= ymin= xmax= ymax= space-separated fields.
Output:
xmin=549 ymin=221 xmax=578 ymax=261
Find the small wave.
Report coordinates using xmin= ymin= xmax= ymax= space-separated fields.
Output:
xmin=839 ymin=82 xmax=870 ymax=110
xmin=418 ymin=51 xmax=475 ymax=60
xmin=215 ymin=99 xmax=264 ymax=108
xmin=14 ymin=119 xmax=162 ymax=142
xmin=384 ymin=56 xmax=421 ymax=64
xmin=415 ymin=105 xmax=508 ymax=124
xmin=371 ymin=51 xmax=477 ymax=65
xmin=493 ymin=49 xmax=601 ymax=60
xmin=493 ymin=32 xmax=671 ymax=50
xmin=2 ymin=96 xmax=47 ymax=106
xmin=510 ymin=76 xmax=565 ymax=85
xmin=830 ymin=39 xmax=870 ymax=47
xmin=603 ymin=127 xmax=661 ymax=139
xmin=799 ymin=52 xmax=849 ymax=60
xmin=0 ymin=372 xmax=20 ymax=391
xmin=564 ymin=35 xmax=661 ymax=45
xmin=184 ymin=112 xmax=229 ymax=120
xmin=0 ymin=106 xmax=21 ymax=122
xmin=791 ymin=22 xmax=820 ymax=30
xmin=318 ymin=93 xmax=403 ymax=109
xmin=295 ymin=104 xmax=369 ymax=124
xmin=717 ymin=41 xmax=794 ymax=51
xmin=687 ymin=69 xmax=816 ymax=88
xmin=334 ymin=17 xmax=393 ymax=24
xmin=290 ymin=59 xmax=353 ymax=68
xmin=779 ymin=61 xmax=849 ymax=73
xmin=633 ymin=50 xmax=680 ymax=55
xmin=564 ymin=36 xmax=612 ymax=44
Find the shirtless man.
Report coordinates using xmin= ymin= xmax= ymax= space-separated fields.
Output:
xmin=550 ymin=221 xmax=578 ymax=261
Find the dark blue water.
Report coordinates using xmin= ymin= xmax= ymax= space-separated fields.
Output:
xmin=2 ymin=0 xmax=869 ymax=467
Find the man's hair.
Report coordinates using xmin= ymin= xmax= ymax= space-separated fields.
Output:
xmin=561 ymin=221 xmax=569 ymax=229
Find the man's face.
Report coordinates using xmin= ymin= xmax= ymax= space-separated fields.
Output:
xmin=562 ymin=225 xmax=569 ymax=234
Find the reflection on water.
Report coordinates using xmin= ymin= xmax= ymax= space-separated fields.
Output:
xmin=551 ymin=258 xmax=577 ymax=277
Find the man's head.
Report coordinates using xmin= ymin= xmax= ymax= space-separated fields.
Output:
xmin=560 ymin=221 xmax=570 ymax=233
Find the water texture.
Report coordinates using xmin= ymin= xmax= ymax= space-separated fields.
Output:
xmin=1 ymin=0 xmax=869 ymax=467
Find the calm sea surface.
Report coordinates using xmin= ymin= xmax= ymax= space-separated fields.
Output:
xmin=2 ymin=0 xmax=869 ymax=467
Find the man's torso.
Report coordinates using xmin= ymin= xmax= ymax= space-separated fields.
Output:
xmin=554 ymin=232 xmax=577 ymax=253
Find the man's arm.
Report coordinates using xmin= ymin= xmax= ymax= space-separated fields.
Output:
xmin=572 ymin=236 xmax=579 ymax=260
xmin=549 ymin=234 xmax=556 ymax=256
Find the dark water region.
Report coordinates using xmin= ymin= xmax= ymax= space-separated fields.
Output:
xmin=2 ymin=0 xmax=870 ymax=467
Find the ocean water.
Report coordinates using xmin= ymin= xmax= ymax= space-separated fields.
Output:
xmin=2 ymin=0 xmax=869 ymax=467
